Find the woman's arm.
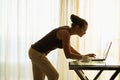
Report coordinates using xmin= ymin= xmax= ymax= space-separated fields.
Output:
xmin=70 ymin=46 xmax=96 ymax=57
xmin=57 ymin=29 xmax=96 ymax=59
xmin=57 ymin=29 xmax=82 ymax=59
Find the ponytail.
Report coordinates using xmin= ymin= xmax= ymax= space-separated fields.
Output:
xmin=70 ymin=14 xmax=88 ymax=28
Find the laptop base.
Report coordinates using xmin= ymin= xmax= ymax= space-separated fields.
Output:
xmin=92 ymin=59 xmax=105 ymax=61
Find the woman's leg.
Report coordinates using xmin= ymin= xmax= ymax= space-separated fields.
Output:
xmin=32 ymin=62 xmax=45 ymax=80
xmin=29 ymin=48 xmax=59 ymax=80
xmin=37 ymin=57 xmax=59 ymax=80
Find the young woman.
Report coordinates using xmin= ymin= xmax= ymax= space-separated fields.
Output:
xmin=29 ymin=14 xmax=96 ymax=80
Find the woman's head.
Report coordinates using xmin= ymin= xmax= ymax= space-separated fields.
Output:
xmin=70 ymin=14 xmax=88 ymax=28
xmin=70 ymin=14 xmax=88 ymax=37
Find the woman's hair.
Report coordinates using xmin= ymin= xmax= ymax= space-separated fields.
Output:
xmin=70 ymin=14 xmax=88 ymax=28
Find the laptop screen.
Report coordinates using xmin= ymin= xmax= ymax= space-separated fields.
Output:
xmin=103 ymin=41 xmax=112 ymax=59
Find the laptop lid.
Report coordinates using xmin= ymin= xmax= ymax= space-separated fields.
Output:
xmin=92 ymin=41 xmax=112 ymax=61
xmin=103 ymin=41 xmax=112 ymax=59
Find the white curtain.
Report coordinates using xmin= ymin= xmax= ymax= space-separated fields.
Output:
xmin=79 ymin=0 xmax=120 ymax=80
xmin=57 ymin=0 xmax=80 ymax=80
xmin=0 ymin=0 xmax=59 ymax=80
xmin=58 ymin=0 xmax=120 ymax=80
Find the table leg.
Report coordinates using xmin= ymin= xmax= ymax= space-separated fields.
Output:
xmin=93 ymin=70 xmax=103 ymax=80
xmin=74 ymin=69 xmax=89 ymax=80
xmin=110 ymin=70 xmax=120 ymax=80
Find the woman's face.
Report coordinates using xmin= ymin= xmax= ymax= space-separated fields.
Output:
xmin=76 ymin=25 xmax=88 ymax=37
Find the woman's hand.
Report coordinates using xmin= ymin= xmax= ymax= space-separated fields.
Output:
xmin=85 ymin=53 xmax=96 ymax=58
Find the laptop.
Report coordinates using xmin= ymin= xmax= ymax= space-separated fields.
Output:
xmin=92 ymin=41 xmax=112 ymax=61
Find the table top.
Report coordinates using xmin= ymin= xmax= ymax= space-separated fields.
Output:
xmin=69 ymin=60 xmax=120 ymax=70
